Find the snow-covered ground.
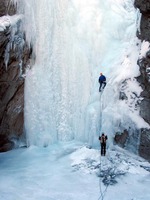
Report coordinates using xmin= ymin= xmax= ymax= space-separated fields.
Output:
xmin=0 ymin=144 xmax=149 ymax=200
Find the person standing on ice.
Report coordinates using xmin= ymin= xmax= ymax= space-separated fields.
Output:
xmin=99 ymin=133 xmax=108 ymax=156
xmin=98 ymin=72 xmax=106 ymax=92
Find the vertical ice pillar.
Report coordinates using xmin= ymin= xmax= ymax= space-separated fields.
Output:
xmin=24 ymin=0 xmax=93 ymax=146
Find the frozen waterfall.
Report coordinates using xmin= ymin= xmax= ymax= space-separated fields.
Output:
xmin=14 ymin=0 xmax=143 ymax=147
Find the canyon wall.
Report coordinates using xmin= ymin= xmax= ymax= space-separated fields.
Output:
xmin=0 ymin=0 xmax=31 ymax=151
xmin=115 ymin=0 xmax=150 ymax=161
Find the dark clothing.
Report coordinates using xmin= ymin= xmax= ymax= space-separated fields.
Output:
xmin=101 ymin=143 xmax=106 ymax=156
xmin=99 ymin=81 xmax=106 ymax=92
xmin=99 ymin=75 xmax=106 ymax=82
xmin=99 ymin=135 xmax=108 ymax=156
xmin=98 ymin=75 xmax=106 ymax=91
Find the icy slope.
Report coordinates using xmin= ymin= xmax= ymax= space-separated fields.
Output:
xmin=0 ymin=144 xmax=149 ymax=200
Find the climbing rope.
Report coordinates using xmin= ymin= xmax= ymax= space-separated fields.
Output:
xmin=98 ymin=93 xmax=104 ymax=200
xmin=98 ymin=92 xmax=108 ymax=200
xmin=98 ymin=153 xmax=103 ymax=200
xmin=98 ymin=149 xmax=109 ymax=200
xmin=99 ymin=93 xmax=103 ymax=129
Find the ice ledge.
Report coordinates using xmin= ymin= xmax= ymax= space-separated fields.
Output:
xmin=0 ymin=14 xmax=23 ymax=32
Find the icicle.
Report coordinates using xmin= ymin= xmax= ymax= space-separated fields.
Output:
xmin=4 ymin=43 xmax=10 ymax=70
xmin=19 ymin=59 xmax=23 ymax=77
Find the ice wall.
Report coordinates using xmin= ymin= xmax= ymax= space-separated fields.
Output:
xmin=14 ymin=0 xmax=143 ymax=147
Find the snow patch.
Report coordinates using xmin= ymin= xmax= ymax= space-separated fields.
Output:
xmin=0 ymin=15 xmax=25 ymax=71
xmin=0 ymin=15 xmax=23 ymax=32
xmin=0 ymin=16 xmax=10 ymax=31
xmin=139 ymin=40 xmax=150 ymax=59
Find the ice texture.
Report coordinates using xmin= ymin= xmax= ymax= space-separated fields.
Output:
xmin=12 ymin=0 xmax=149 ymax=147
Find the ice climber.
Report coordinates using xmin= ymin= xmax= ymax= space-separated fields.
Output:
xmin=98 ymin=72 xmax=106 ymax=92
xmin=99 ymin=133 xmax=108 ymax=156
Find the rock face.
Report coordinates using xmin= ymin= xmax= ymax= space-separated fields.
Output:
xmin=138 ymin=51 xmax=150 ymax=125
xmin=139 ymin=129 xmax=150 ymax=161
xmin=114 ymin=130 xmax=128 ymax=148
xmin=134 ymin=0 xmax=150 ymax=161
xmin=135 ymin=0 xmax=150 ymax=41
xmin=0 ymin=0 xmax=16 ymax=17
xmin=114 ymin=1 xmax=150 ymax=161
xmin=0 ymin=0 xmax=31 ymax=152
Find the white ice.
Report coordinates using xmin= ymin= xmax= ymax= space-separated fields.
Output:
xmin=0 ymin=16 xmax=10 ymax=31
xmin=139 ymin=41 xmax=150 ymax=59
xmin=0 ymin=15 xmax=23 ymax=31
xmin=0 ymin=144 xmax=150 ymax=200
xmin=11 ymin=0 xmax=148 ymax=148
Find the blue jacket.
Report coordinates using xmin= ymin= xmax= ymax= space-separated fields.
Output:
xmin=99 ymin=75 xmax=106 ymax=83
